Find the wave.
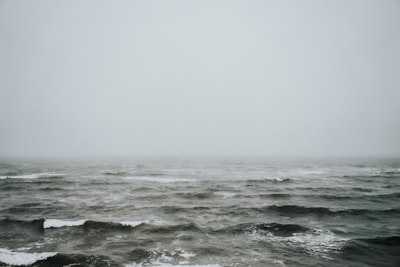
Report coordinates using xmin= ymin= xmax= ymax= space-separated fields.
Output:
xmin=266 ymin=205 xmax=400 ymax=216
xmin=257 ymin=193 xmax=292 ymax=199
xmin=137 ymin=222 xmax=203 ymax=235
xmin=338 ymin=236 xmax=400 ymax=266
xmin=343 ymin=170 xmax=400 ymax=179
xmin=37 ymin=187 xmax=68 ymax=192
xmin=32 ymin=252 xmax=116 ymax=267
xmin=216 ymin=223 xmax=309 ymax=237
xmin=215 ymin=222 xmax=348 ymax=259
xmin=263 ymin=205 xmax=333 ymax=216
xmin=0 ymin=218 xmax=202 ymax=234
xmin=43 ymin=219 xmax=86 ymax=229
xmin=0 ymin=202 xmax=70 ymax=216
xmin=213 ymin=191 xmax=237 ymax=198
xmin=176 ymin=192 xmax=215 ymax=200
xmin=246 ymin=178 xmax=292 ymax=183
xmin=271 ymin=229 xmax=348 ymax=259
xmin=316 ymin=192 xmax=400 ymax=201
xmin=120 ymin=221 xmax=146 ymax=227
xmin=230 ymin=205 xmax=400 ymax=218
xmin=44 ymin=219 xmax=147 ymax=230
xmin=0 ymin=173 xmax=65 ymax=180
xmin=123 ymin=176 xmax=194 ymax=183
xmin=44 ymin=219 xmax=202 ymax=234
xmin=124 ymin=247 xmax=219 ymax=267
xmin=0 ymin=218 xmax=146 ymax=232
xmin=154 ymin=204 xmax=400 ymax=218
xmin=101 ymin=170 xmax=128 ymax=176
xmin=360 ymin=236 xmax=400 ymax=246
xmin=0 ymin=248 xmax=56 ymax=266
xmin=161 ymin=206 xmax=211 ymax=214
xmin=132 ymin=171 xmax=165 ymax=177
xmin=257 ymin=192 xmax=400 ymax=201
xmin=125 ymin=264 xmax=221 ymax=267
xmin=0 ymin=218 xmax=45 ymax=232
xmin=380 ymin=170 xmax=400 ymax=176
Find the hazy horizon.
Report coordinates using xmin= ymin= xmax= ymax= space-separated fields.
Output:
xmin=1 ymin=0 xmax=400 ymax=159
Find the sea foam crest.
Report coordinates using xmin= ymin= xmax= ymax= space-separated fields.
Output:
xmin=271 ymin=229 xmax=348 ymax=259
xmin=125 ymin=264 xmax=221 ymax=267
xmin=43 ymin=219 xmax=86 ymax=228
xmin=123 ymin=177 xmax=194 ymax=183
xmin=124 ymin=248 xmax=220 ymax=267
xmin=214 ymin=191 xmax=237 ymax=198
xmin=43 ymin=219 xmax=147 ymax=229
xmin=0 ymin=248 xmax=57 ymax=266
xmin=0 ymin=173 xmax=65 ymax=179
xmin=120 ymin=221 xmax=146 ymax=227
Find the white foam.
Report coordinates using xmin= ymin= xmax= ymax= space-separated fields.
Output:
xmin=125 ymin=264 xmax=220 ymax=267
xmin=43 ymin=219 xmax=86 ymax=229
xmin=273 ymin=260 xmax=286 ymax=266
xmin=119 ymin=221 xmax=145 ymax=227
xmin=123 ymin=177 xmax=194 ymax=183
xmin=0 ymin=173 xmax=65 ymax=179
xmin=179 ymin=251 xmax=196 ymax=259
xmin=0 ymin=248 xmax=56 ymax=266
xmin=124 ymin=248 xmax=213 ymax=267
xmin=269 ymin=229 xmax=348 ymax=259
xmin=214 ymin=191 xmax=236 ymax=198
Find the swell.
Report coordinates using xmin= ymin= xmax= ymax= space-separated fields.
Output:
xmin=30 ymin=252 xmax=118 ymax=267
xmin=175 ymin=192 xmax=215 ymax=200
xmin=132 ymin=171 xmax=165 ymax=177
xmin=157 ymin=204 xmax=400 ymax=218
xmin=215 ymin=222 xmax=310 ymax=237
xmin=101 ymin=171 xmax=127 ymax=176
xmin=233 ymin=205 xmax=400 ymax=217
xmin=245 ymin=178 xmax=292 ymax=184
xmin=343 ymin=170 xmax=400 ymax=179
xmin=359 ymin=236 xmax=400 ymax=246
xmin=81 ymin=220 xmax=144 ymax=232
xmin=0 ymin=219 xmax=44 ymax=243
xmin=0 ymin=218 xmax=202 ymax=234
xmin=337 ymin=236 xmax=400 ymax=267
xmin=256 ymin=192 xmax=400 ymax=201
xmin=0 ymin=173 xmax=65 ymax=180
xmin=313 ymin=192 xmax=400 ymax=201
xmin=0 ymin=202 xmax=70 ymax=215
xmin=0 ymin=218 xmax=44 ymax=232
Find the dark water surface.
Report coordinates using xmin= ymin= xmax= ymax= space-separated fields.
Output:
xmin=0 ymin=159 xmax=399 ymax=267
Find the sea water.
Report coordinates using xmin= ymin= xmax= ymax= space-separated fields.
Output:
xmin=0 ymin=159 xmax=399 ymax=266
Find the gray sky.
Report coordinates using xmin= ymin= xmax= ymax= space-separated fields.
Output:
xmin=1 ymin=0 xmax=400 ymax=159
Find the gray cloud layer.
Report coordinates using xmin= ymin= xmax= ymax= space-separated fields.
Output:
xmin=1 ymin=0 xmax=400 ymax=158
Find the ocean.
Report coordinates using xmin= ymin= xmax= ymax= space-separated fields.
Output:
xmin=0 ymin=158 xmax=399 ymax=267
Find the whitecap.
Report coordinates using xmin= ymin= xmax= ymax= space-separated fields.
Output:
xmin=214 ymin=192 xmax=236 ymax=198
xmin=124 ymin=248 xmax=214 ymax=267
xmin=0 ymin=173 xmax=65 ymax=179
xmin=123 ymin=177 xmax=194 ymax=183
xmin=269 ymin=229 xmax=348 ymax=259
xmin=0 ymin=248 xmax=56 ymax=266
xmin=125 ymin=264 xmax=220 ymax=267
xmin=43 ymin=219 xmax=86 ymax=229
xmin=119 ymin=221 xmax=146 ymax=227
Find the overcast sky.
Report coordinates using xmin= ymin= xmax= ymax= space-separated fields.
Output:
xmin=1 ymin=0 xmax=399 ymax=159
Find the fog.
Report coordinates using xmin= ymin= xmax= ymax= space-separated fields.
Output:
xmin=1 ymin=0 xmax=399 ymax=159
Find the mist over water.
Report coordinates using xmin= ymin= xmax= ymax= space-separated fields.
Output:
xmin=1 ymin=0 xmax=400 ymax=158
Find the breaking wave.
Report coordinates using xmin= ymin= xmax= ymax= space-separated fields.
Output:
xmin=0 ymin=248 xmax=56 ymax=266
xmin=0 ymin=173 xmax=65 ymax=180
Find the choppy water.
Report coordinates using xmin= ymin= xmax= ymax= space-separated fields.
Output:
xmin=0 ymin=159 xmax=399 ymax=267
